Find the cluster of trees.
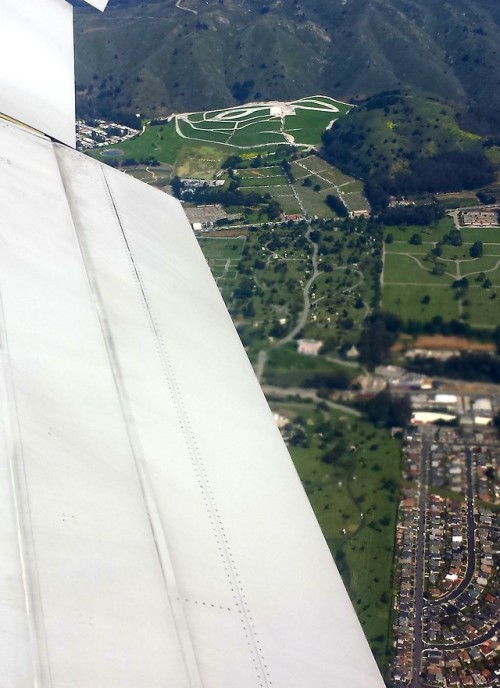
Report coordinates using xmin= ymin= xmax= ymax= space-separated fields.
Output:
xmin=358 ymin=311 xmax=401 ymax=367
xmin=363 ymin=152 xmax=495 ymax=212
xmin=379 ymin=203 xmax=444 ymax=226
xmin=470 ymin=241 xmax=483 ymax=258
xmin=325 ymin=193 xmax=348 ymax=217
xmin=390 ymin=150 xmax=495 ymax=196
xmin=121 ymin=156 xmax=160 ymax=167
xmin=407 ymin=353 xmax=500 ymax=384
xmin=171 ymin=176 xmax=282 ymax=219
xmin=303 ymin=372 xmax=351 ymax=391
xmin=363 ymin=390 xmax=412 ymax=428
xmin=231 ymin=80 xmax=255 ymax=103
xmin=359 ymin=309 xmax=500 ymax=363
xmin=321 ymin=92 xmax=497 ymax=213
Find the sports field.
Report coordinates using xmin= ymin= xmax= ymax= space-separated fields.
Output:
xmin=382 ymin=220 xmax=500 ymax=327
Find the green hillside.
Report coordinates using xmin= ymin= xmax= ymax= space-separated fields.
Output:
xmin=73 ymin=0 xmax=500 ymax=135
xmin=321 ymin=92 xmax=497 ymax=208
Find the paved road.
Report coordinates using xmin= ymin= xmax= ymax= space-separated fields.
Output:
xmin=281 ymin=226 xmax=320 ymax=344
xmin=261 ymin=385 xmax=362 ymax=416
xmin=428 ymin=620 xmax=500 ymax=651
xmin=175 ymin=0 xmax=198 ymax=13
xmin=411 ymin=429 xmax=431 ymax=688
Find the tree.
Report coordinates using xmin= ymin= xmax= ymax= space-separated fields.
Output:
xmin=443 ymin=228 xmax=462 ymax=247
xmin=325 ymin=194 xmax=348 ymax=218
xmin=171 ymin=175 xmax=183 ymax=199
xmin=409 ymin=233 xmax=422 ymax=245
xmin=470 ymin=241 xmax=483 ymax=258
xmin=359 ymin=311 xmax=401 ymax=367
xmin=365 ymin=390 xmax=412 ymax=428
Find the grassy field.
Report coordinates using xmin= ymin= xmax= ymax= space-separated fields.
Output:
xmin=89 ymin=121 xmax=231 ymax=179
xmin=197 ymin=237 xmax=246 ymax=300
xmin=238 ymin=174 xmax=287 ymax=188
xmin=384 ymin=254 xmax=449 ymax=283
xmin=265 ymin=185 xmax=302 ymax=214
xmin=462 ymin=287 xmax=500 ymax=326
xmin=382 ymin=218 xmax=500 ymax=327
xmin=434 ymin=191 xmax=480 ymax=209
xmin=264 ymin=344 xmax=360 ymax=386
xmin=291 ymin=155 xmax=370 ymax=216
xmin=268 ymin=400 xmax=401 ymax=671
xmin=383 ymin=284 xmax=461 ymax=322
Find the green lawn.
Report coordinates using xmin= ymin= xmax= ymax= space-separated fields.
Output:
xmin=89 ymin=120 xmax=232 ymax=178
xmin=177 ymin=118 xmax=231 ymax=144
xmin=239 ymin=175 xmax=288 ymax=187
xmin=383 ymin=217 xmax=455 ymax=243
xmin=283 ymin=108 xmax=339 ymax=145
xmin=384 ymin=253 xmax=451 ymax=283
xmin=237 ymin=166 xmax=283 ymax=178
xmin=481 ymin=244 xmax=500 ymax=257
xmin=269 ymin=400 xmax=401 ymax=671
xmin=343 ymin=191 xmax=370 ymax=213
xmin=382 ymin=284 xmax=460 ymax=322
xmin=459 ymin=256 xmax=500 ymax=281
xmin=341 ymin=180 xmax=364 ymax=193
xmin=198 ymin=237 xmax=246 ymax=299
xmin=294 ymin=185 xmax=337 ymax=218
xmin=385 ymin=241 xmax=433 ymax=255
xmin=460 ymin=227 xmax=500 ymax=243
xmin=264 ymin=344 xmax=359 ymax=386
xmin=265 ymin=186 xmax=301 ymax=213
xmin=462 ymin=287 xmax=500 ymax=327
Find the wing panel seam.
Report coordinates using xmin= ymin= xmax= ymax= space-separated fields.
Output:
xmin=53 ymin=146 xmax=204 ymax=688
xmin=100 ymin=166 xmax=273 ymax=688
xmin=0 ymin=290 xmax=53 ymax=688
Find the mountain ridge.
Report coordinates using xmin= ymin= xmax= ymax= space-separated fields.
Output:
xmin=74 ymin=0 xmax=500 ymax=134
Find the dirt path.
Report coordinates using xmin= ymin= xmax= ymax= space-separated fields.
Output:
xmin=175 ymin=0 xmax=198 ymax=14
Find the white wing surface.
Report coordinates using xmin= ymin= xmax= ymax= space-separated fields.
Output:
xmin=0 ymin=1 xmax=386 ymax=686
xmin=82 ymin=0 xmax=109 ymax=9
xmin=0 ymin=0 xmax=75 ymax=147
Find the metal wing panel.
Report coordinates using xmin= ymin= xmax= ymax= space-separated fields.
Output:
xmin=55 ymin=145 xmax=264 ymax=688
xmin=0 ymin=0 xmax=75 ymax=146
xmin=82 ymin=0 xmax=109 ymax=9
xmin=55 ymin=146 xmax=385 ymax=688
xmin=0 ymin=114 xmax=384 ymax=686
xmin=0 ymin=121 xmax=195 ymax=687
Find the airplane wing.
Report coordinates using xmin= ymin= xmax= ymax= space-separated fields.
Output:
xmin=0 ymin=2 xmax=385 ymax=686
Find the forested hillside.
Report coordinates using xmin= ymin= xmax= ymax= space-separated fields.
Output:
xmin=321 ymin=92 xmax=497 ymax=210
xmin=73 ymin=0 xmax=500 ymax=134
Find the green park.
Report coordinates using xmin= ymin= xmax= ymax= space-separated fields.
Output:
xmin=382 ymin=218 xmax=500 ymax=327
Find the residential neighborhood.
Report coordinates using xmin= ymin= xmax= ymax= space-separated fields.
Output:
xmin=390 ymin=420 xmax=500 ymax=687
